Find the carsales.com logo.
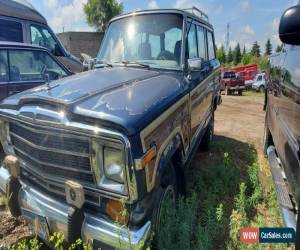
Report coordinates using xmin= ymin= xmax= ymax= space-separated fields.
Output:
xmin=240 ymin=227 xmax=295 ymax=244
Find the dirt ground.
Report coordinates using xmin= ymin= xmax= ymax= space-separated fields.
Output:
xmin=215 ymin=93 xmax=265 ymax=150
xmin=0 ymin=92 xmax=270 ymax=248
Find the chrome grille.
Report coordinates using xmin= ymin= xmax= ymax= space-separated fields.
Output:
xmin=9 ymin=122 xmax=100 ymax=206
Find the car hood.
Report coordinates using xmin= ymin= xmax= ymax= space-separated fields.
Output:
xmin=0 ymin=67 xmax=185 ymax=135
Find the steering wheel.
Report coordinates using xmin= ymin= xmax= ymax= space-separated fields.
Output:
xmin=157 ymin=50 xmax=176 ymax=61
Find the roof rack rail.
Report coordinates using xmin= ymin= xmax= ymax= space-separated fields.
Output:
xmin=183 ymin=6 xmax=209 ymax=22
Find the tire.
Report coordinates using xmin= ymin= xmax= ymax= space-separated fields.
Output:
xmin=259 ymin=85 xmax=265 ymax=93
xmin=238 ymin=90 xmax=243 ymax=96
xmin=263 ymin=115 xmax=273 ymax=156
xmin=199 ymin=112 xmax=214 ymax=152
xmin=152 ymin=161 xmax=177 ymax=249
xmin=225 ymin=86 xmax=230 ymax=96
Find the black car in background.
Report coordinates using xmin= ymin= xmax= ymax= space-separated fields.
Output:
xmin=0 ymin=0 xmax=82 ymax=73
xmin=0 ymin=42 xmax=72 ymax=101
xmin=264 ymin=4 xmax=300 ymax=248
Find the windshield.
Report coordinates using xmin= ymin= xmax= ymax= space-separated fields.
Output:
xmin=223 ymin=72 xmax=236 ymax=79
xmin=97 ymin=14 xmax=183 ymax=69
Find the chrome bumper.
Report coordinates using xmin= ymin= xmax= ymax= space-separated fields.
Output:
xmin=229 ymin=86 xmax=245 ymax=90
xmin=0 ymin=167 xmax=151 ymax=249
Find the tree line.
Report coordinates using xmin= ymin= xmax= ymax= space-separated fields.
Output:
xmin=216 ymin=39 xmax=283 ymax=70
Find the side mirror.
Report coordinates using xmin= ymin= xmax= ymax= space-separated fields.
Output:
xmin=81 ymin=53 xmax=95 ymax=71
xmin=188 ymin=58 xmax=203 ymax=71
xmin=279 ymin=5 xmax=300 ymax=45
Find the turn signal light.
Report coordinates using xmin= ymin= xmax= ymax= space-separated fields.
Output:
xmin=105 ymin=199 xmax=129 ymax=224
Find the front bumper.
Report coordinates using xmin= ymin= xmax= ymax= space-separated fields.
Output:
xmin=229 ymin=86 xmax=245 ymax=90
xmin=252 ymin=85 xmax=259 ymax=90
xmin=0 ymin=167 xmax=151 ymax=249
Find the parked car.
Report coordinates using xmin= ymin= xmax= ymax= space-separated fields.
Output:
xmin=220 ymin=70 xmax=245 ymax=95
xmin=251 ymin=73 xmax=266 ymax=92
xmin=0 ymin=42 xmax=72 ymax=101
xmin=264 ymin=4 xmax=300 ymax=248
xmin=0 ymin=0 xmax=82 ymax=73
xmin=0 ymin=7 xmax=221 ymax=248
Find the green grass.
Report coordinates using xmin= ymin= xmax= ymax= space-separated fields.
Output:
xmin=7 ymin=136 xmax=287 ymax=250
xmin=157 ymin=136 xmax=287 ymax=250
xmin=243 ymin=90 xmax=264 ymax=98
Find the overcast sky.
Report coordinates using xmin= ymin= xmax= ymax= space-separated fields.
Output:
xmin=28 ymin=0 xmax=298 ymax=52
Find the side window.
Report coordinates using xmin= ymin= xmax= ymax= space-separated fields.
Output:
xmin=187 ymin=24 xmax=198 ymax=59
xmin=207 ymin=31 xmax=215 ymax=60
xmin=0 ymin=50 xmax=8 ymax=82
xmin=30 ymin=25 xmax=61 ymax=55
xmin=9 ymin=49 xmax=67 ymax=82
xmin=0 ymin=19 xmax=23 ymax=42
xmin=257 ymin=75 xmax=262 ymax=81
xmin=197 ymin=26 xmax=206 ymax=60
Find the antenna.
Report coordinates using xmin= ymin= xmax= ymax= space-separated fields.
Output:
xmin=226 ymin=23 xmax=230 ymax=52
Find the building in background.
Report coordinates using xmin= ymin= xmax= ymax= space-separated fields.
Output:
xmin=57 ymin=32 xmax=104 ymax=60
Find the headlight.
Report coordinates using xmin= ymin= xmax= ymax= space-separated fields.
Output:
xmin=104 ymin=147 xmax=124 ymax=184
xmin=91 ymin=140 xmax=127 ymax=195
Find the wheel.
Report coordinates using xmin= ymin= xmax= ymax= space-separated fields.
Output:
xmin=199 ymin=112 xmax=214 ymax=152
xmin=259 ymin=85 xmax=265 ymax=93
xmin=225 ymin=86 xmax=230 ymax=96
xmin=152 ymin=162 xmax=177 ymax=249
xmin=238 ymin=90 xmax=243 ymax=96
xmin=263 ymin=115 xmax=273 ymax=156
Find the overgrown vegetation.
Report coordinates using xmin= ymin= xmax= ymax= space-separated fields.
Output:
xmin=157 ymin=137 xmax=285 ymax=250
xmin=7 ymin=137 xmax=286 ymax=250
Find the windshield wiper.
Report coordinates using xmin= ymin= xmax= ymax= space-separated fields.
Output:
xmin=94 ymin=60 xmax=113 ymax=68
xmin=120 ymin=61 xmax=151 ymax=69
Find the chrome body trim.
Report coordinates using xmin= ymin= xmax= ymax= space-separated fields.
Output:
xmin=267 ymin=146 xmax=297 ymax=231
xmin=10 ymin=131 xmax=89 ymax=158
xmin=3 ymin=180 xmax=150 ymax=248
xmin=0 ymin=166 xmax=10 ymax=193
xmin=0 ymin=107 xmax=138 ymax=202
xmin=82 ymin=216 xmax=151 ymax=249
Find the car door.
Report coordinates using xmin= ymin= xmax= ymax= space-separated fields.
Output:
xmin=189 ymin=23 xmax=214 ymax=145
xmin=7 ymin=48 xmax=69 ymax=96
xmin=277 ymin=45 xmax=300 ymax=199
xmin=0 ymin=50 xmax=9 ymax=100
xmin=268 ymin=51 xmax=286 ymax=148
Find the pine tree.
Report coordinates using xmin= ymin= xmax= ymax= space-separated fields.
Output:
xmin=265 ymin=39 xmax=272 ymax=56
xmin=216 ymin=45 xmax=226 ymax=64
xmin=242 ymin=45 xmax=246 ymax=56
xmin=251 ymin=41 xmax=261 ymax=57
xmin=227 ymin=47 xmax=233 ymax=63
xmin=276 ymin=44 xmax=283 ymax=53
xmin=233 ymin=43 xmax=242 ymax=65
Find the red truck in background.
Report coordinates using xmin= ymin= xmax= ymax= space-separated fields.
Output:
xmin=222 ymin=64 xmax=258 ymax=90
xmin=220 ymin=71 xmax=245 ymax=95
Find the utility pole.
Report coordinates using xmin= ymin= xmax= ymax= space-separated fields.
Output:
xmin=226 ymin=23 xmax=230 ymax=53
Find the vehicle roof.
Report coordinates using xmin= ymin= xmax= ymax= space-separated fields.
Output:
xmin=110 ymin=8 xmax=213 ymax=30
xmin=0 ymin=41 xmax=47 ymax=50
xmin=0 ymin=0 xmax=47 ymax=24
